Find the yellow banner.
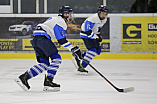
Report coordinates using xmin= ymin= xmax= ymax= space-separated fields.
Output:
xmin=121 ymin=16 xmax=157 ymax=51
xmin=22 ymin=39 xmax=110 ymax=52
xmin=0 ymin=39 xmax=18 ymax=50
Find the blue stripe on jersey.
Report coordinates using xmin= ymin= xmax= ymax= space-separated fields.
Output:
xmin=33 ymin=32 xmax=51 ymax=39
xmin=64 ymin=43 xmax=71 ymax=47
xmin=80 ymin=33 xmax=95 ymax=39
xmin=84 ymin=21 xmax=95 ymax=31
xmin=47 ymin=17 xmax=52 ymax=21
xmin=53 ymin=24 xmax=66 ymax=40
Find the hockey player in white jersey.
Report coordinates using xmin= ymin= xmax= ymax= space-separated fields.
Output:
xmin=72 ymin=5 xmax=108 ymax=74
xmin=15 ymin=6 xmax=82 ymax=91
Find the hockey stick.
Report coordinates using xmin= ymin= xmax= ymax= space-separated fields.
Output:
xmin=82 ymin=59 xmax=134 ymax=93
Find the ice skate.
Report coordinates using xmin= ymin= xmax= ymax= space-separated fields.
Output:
xmin=15 ymin=72 xmax=31 ymax=91
xmin=43 ymin=75 xmax=60 ymax=92
xmin=77 ymin=65 xmax=88 ymax=75
xmin=71 ymin=57 xmax=88 ymax=75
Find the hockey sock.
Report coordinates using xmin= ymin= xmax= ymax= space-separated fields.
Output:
xmin=82 ymin=52 xmax=86 ymax=58
xmin=27 ymin=57 xmax=50 ymax=78
xmin=81 ymin=48 xmax=98 ymax=68
xmin=27 ymin=63 xmax=49 ymax=78
xmin=47 ymin=53 xmax=62 ymax=78
xmin=47 ymin=58 xmax=62 ymax=78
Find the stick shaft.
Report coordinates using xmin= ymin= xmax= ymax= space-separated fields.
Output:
xmin=83 ymin=59 xmax=123 ymax=92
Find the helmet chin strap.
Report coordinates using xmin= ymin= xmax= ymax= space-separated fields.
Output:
xmin=62 ymin=16 xmax=69 ymax=23
xmin=63 ymin=13 xmax=73 ymax=23
xmin=63 ymin=13 xmax=69 ymax=22
xmin=58 ymin=14 xmax=68 ymax=22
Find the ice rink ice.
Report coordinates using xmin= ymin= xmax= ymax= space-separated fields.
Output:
xmin=0 ymin=59 xmax=157 ymax=104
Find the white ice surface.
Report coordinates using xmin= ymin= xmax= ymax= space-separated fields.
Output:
xmin=0 ymin=59 xmax=157 ymax=104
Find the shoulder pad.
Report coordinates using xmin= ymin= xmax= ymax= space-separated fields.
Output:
xmin=86 ymin=13 xmax=98 ymax=23
xmin=56 ymin=17 xmax=67 ymax=30
xmin=88 ymin=13 xmax=107 ymax=23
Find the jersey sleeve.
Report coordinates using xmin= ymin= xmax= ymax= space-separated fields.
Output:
xmin=58 ymin=38 xmax=73 ymax=51
xmin=53 ymin=24 xmax=66 ymax=40
xmin=81 ymin=20 xmax=98 ymax=39
xmin=84 ymin=20 xmax=95 ymax=35
xmin=53 ymin=24 xmax=73 ymax=51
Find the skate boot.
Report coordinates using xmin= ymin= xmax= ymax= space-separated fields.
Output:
xmin=77 ymin=65 xmax=88 ymax=75
xmin=43 ymin=75 xmax=60 ymax=92
xmin=15 ymin=72 xmax=31 ymax=91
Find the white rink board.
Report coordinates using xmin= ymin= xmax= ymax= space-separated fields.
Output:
xmin=0 ymin=13 xmax=156 ymax=53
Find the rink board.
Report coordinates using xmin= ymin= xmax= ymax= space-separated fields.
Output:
xmin=0 ymin=53 xmax=156 ymax=60
xmin=0 ymin=13 xmax=157 ymax=60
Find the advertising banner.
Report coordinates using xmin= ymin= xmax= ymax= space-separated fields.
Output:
xmin=0 ymin=39 xmax=20 ymax=51
xmin=121 ymin=16 xmax=157 ymax=51
xmin=0 ymin=17 xmax=110 ymax=52
xmin=22 ymin=39 xmax=110 ymax=52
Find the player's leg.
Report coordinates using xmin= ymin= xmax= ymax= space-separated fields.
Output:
xmin=81 ymin=39 xmax=101 ymax=68
xmin=15 ymin=55 xmax=50 ymax=91
xmin=43 ymin=52 xmax=62 ymax=91
xmin=32 ymin=37 xmax=62 ymax=91
xmin=15 ymin=37 xmax=50 ymax=91
xmin=81 ymin=48 xmax=101 ymax=67
xmin=78 ymin=38 xmax=101 ymax=74
xmin=15 ymin=51 xmax=50 ymax=91
xmin=72 ymin=38 xmax=89 ymax=74
xmin=71 ymin=52 xmax=89 ymax=74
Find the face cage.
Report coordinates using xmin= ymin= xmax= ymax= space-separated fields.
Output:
xmin=69 ymin=12 xmax=74 ymax=23
xmin=64 ymin=12 xmax=74 ymax=23
xmin=98 ymin=11 xmax=108 ymax=15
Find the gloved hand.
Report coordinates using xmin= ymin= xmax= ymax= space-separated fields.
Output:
xmin=96 ymin=34 xmax=102 ymax=42
xmin=71 ymin=46 xmax=82 ymax=60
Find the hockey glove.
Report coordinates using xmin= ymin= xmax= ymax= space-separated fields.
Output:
xmin=96 ymin=34 xmax=102 ymax=42
xmin=71 ymin=46 xmax=82 ymax=60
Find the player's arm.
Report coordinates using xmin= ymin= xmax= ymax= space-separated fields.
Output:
xmin=54 ymin=24 xmax=73 ymax=50
xmin=95 ymin=26 xmax=103 ymax=42
xmin=83 ymin=20 xmax=98 ymax=39
xmin=54 ymin=24 xmax=82 ymax=60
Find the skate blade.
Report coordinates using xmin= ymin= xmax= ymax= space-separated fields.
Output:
xmin=71 ymin=57 xmax=79 ymax=69
xmin=15 ymin=78 xmax=29 ymax=91
xmin=76 ymin=71 xmax=88 ymax=75
xmin=43 ymin=86 xmax=60 ymax=92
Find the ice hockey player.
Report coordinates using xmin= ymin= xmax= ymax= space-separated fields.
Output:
xmin=72 ymin=5 xmax=108 ymax=74
xmin=15 ymin=6 xmax=82 ymax=91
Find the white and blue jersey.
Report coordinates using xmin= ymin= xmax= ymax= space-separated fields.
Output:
xmin=80 ymin=13 xmax=107 ymax=39
xmin=33 ymin=16 xmax=73 ymax=51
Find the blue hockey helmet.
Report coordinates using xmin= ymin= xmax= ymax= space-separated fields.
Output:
xmin=98 ymin=5 xmax=108 ymax=13
xmin=59 ymin=6 xmax=73 ymax=17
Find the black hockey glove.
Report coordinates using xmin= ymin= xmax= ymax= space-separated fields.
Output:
xmin=71 ymin=46 xmax=82 ymax=60
xmin=96 ymin=35 xmax=102 ymax=42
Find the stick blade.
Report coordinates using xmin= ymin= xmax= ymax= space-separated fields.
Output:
xmin=123 ymin=87 xmax=135 ymax=93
